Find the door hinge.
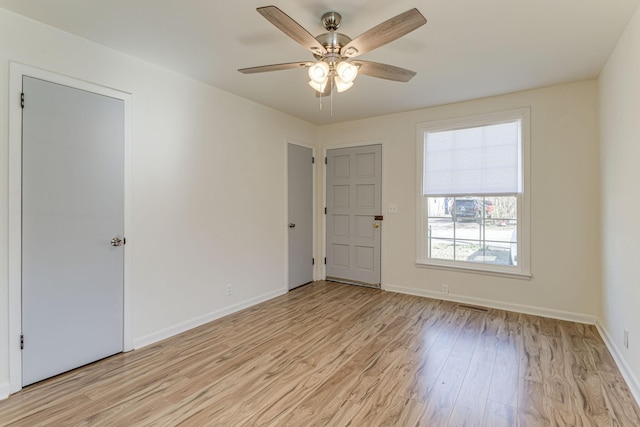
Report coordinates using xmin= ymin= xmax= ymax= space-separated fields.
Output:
xmin=312 ymin=258 xmax=315 ymax=265
xmin=324 ymin=207 xmax=327 ymax=215
xmin=324 ymin=157 xmax=327 ymax=165
xmin=312 ymin=157 xmax=315 ymax=164
xmin=20 ymin=334 xmax=24 ymax=350
xmin=20 ymin=93 xmax=24 ymax=109
xmin=324 ymin=257 xmax=327 ymax=265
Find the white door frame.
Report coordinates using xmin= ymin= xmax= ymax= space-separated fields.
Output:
xmin=284 ymin=139 xmax=317 ymax=289
xmin=322 ymin=140 xmax=385 ymax=282
xmin=8 ymin=62 xmax=134 ymax=393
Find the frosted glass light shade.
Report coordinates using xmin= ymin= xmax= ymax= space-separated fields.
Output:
xmin=309 ymin=79 xmax=327 ymax=93
xmin=308 ymin=62 xmax=330 ymax=83
xmin=334 ymin=75 xmax=353 ymax=93
xmin=336 ymin=61 xmax=358 ymax=83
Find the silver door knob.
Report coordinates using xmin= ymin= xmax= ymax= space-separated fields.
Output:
xmin=288 ymin=223 xmax=296 ymax=228
xmin=110 ymin=237 xmax=123 ymax=247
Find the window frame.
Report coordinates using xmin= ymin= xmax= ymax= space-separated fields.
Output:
xmin=415 ymin=108 xmax=531 ymax=279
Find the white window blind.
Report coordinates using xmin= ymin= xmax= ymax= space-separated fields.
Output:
xmin=423 ymin=120 xmax=522 ymax=196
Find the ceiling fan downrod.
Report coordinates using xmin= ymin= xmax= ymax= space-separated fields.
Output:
xmin=321 ymin=11 xmax=341 ymax=31
xmin=314 ymin=21 xmax=352 ymax=58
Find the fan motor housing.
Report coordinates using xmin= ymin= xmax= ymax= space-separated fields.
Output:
xmin=315 ymin=32 xmax=352 ymax=56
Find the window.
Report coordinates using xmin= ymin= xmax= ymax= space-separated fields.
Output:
xmin=416 ymin=108 xmax=530 ymax=277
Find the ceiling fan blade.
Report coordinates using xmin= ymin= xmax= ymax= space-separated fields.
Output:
xmin=351 ymin=60 xmax=417 ymax=82
xmin=341 ymin=9 xmax=427 ymax=58
xmin=238 ymin=61 xmax=314 ymax=74
xmin=257 ymin=6 xmax=327 ymax=55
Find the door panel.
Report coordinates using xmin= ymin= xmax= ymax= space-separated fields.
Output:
xmin=326 ymin=145 xmax=381 ymax=286
xmin=287 ymin=144 xmax=313 ymax=289
xmin=22 ymin=76 xmax=124 ymax=386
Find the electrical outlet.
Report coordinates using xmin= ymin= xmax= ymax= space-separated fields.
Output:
xmin=225 ymin=283 xmax=233 ymax=296
xmin=441 ymin=284 xmax=449 ymax=294
xmin=624 ymin=329 xmax=629 ymax=349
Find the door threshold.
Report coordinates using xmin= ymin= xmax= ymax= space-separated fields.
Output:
xmin=326 ymin=277 xmax=381 ymax=290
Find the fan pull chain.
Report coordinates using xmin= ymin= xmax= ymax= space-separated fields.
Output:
xmin=330 ymin=77 xmax=334 ymax=117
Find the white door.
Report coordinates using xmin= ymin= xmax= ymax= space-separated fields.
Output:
xmin=288 ymin=144 xmax=314 ymax=290
xmin=326 ymin=145 xmax=382 ymax=287
xmin=21 ymin=76 xmax=125 ymax=386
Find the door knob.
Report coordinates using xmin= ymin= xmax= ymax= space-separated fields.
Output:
xmin=373 ymin=222 xmax=380 ymax=228
xmin=110 ymin=237 xmax=123 ymax=247
xmin=288 ymin=223 xmax=296 ymax=228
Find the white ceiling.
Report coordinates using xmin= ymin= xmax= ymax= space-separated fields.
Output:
xmin=1 ymin=0 xmax=638 ymax=125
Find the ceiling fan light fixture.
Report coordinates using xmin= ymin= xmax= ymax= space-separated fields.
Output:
xmin=336 ymin=61 xmax=358 ymax=83
xmin=334 ymin=75 xmax=354 ymax=93
xmin=243 ymin=6 xmax=427 ymax=104
xmin=308 ymin=61 xmax=330 ymax=83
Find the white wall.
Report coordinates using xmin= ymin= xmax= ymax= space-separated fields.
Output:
xmin=318 ymin=81 xmax=601 ymax=321
xmin=599 ymin=3 xmax=640 ymax=402
xmin=0 ymin=8 xmax=317 ymax=395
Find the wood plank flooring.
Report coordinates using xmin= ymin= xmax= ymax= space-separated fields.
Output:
xmin=1 ymin=281 xmax=639 ymax=426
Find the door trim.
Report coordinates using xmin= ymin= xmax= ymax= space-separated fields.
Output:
xmin=8 ymin=62 xmax=134 ymax=393
xmin=284 ymin=140 xmax=316 ymax=289
xmin=322 ymin=140 xmax=385 ymax=283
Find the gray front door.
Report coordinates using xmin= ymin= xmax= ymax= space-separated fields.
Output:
xmin=326 ymin=145 xmax=382 ymax=287
xmin=21 ymin=76 xmax=125 ymax=386
xmin=288 ymin=143 xmax=314 ymax=290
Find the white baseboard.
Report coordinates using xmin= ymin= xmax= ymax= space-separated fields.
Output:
xmin=0 ymin=382 xmax=10 ymax=401
xmin=596 ymin=321 xmax=640 ymax=407
xmin=383 ymin=284 xmax=597 ymax=325
xmin=133 ymin=287 xmax=288 ymax=349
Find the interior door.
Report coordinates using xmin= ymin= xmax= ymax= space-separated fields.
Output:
xmin=288 ymin=143 xmax=314 ymax=290
xmin=326 ymin=144 xmax=382 ymax=287
xmin=21 ymin=76 xmax=125 ymax=386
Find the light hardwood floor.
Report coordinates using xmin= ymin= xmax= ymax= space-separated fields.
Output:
xmin=1 ymin=281 xmax=639 ymax=426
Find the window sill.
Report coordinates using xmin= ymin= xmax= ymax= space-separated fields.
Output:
xmin=415 ymin=260 xmax=532 ymax=280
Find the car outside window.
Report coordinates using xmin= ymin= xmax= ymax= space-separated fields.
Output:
xmin=428 ymin=196 xmax=517 ymax=266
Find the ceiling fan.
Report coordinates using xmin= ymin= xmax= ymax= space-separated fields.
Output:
xmin=238 ymin=6 xmax=427 ymax=96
